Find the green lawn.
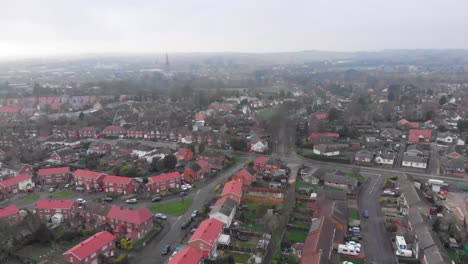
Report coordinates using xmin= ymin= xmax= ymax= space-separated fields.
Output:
xmin=447 ymin=249 xmax=461 ymax=262
xmin=226 ymin=252 xmax=251 ymax=263
xmin=295 ymin=181 xmax=313 ymax=190
xmin=340 ymin=257 xmax=364 ymax=264
xmin=147 ymin=198 xmax=193 ymax=216
xmin=20 ymin=193 xmax=40 ymax=202
xmin=348 ymin=209 xmax=359 ymax=220
xmin=287 ymin=230 xmax=308 ymax=243
xmin=49 ymin=191 xmax=76 ymax=199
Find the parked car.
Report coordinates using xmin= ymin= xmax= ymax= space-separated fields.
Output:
xmin=362 ymin=210 xmax=369 ymax=218
xmin=103 ymin=197 xmax=113 ymax=202
xmin=181 ymin=220 xmax=191 ymax=229
xmin=237 ymin=235 xmax=249 ymax=241
xmin=191 ymin=210 xmax=198 ymax=218
xmin=155 ymin=213 xmax=167 ymax=220
xmin=180 ymin=191 xmax=188 ymax=196
xmin=126 ymin=198 xmax=137 ymax=204
xmin=161 ymin=245 xmax=171 ymax=255
xmin=190 ymin=228 xmax=197 ymax=234
xmin=346 ymin=241 xmax=362 ymax=250
xmin=64 ymin=182 xmax=74 ymax=188
xmin=75 ymin=186 xmax=85 ymax=192
xmin=76 ymin=198 xmax=86 ymax=205
xmin=151 ymin=196 xmax=162 ymax=202
xmin=48 ymin=187 xmax=56 ymax=193
xmin=346 ymin=236 xmax=360 ymax=243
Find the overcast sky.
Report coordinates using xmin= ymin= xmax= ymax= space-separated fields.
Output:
xmin=1 ymin=0 xmax=467 ymax=58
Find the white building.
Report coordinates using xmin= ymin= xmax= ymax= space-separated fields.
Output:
xmin=402 ymin=155 xmax=427 ymax=169
xmin=209 ymin=198 xmax=237 ymax=227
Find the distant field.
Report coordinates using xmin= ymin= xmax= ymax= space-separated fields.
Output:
xmin=147 ymin=198 xmax=193 ymax=216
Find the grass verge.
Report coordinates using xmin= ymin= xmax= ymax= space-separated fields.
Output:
xmin=147 ymin=198 xmax=193 ymax=216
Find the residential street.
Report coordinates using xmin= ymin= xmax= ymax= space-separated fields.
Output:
xmin=132 ymin=160 xmax=247 ymax=264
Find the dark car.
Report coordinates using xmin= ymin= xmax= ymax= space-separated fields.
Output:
xmin=103 ymin=197 xmax=113 ymax=202
xmin=161 ymin=245 xmax=171 ymax=255
xmin=181 ymin=220 xmax=191 ymax=229
xmin=362 ymin=210 xmax=369 ymax=219
xmin=151 ymin=196 xmax=162 ymax=202
xmin=237 ymin=235 xmax=249 ymax=241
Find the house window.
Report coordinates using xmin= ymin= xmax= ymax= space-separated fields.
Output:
xmin=91 ymin=253 xmax=96 ymax=258
xmin=102 ymin=245 xmax=108 ymax=251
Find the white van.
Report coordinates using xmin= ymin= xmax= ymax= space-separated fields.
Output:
xmin=337 ymin=244 xmax=359 ymax=256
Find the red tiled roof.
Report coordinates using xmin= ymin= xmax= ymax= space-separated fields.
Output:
xmin=0 ymin=107 xmax=21 ymax=114
xmin=107 ymin=206 xmax=153 ymax=225
xmin=407 ymin=122 xmax=420 ymax=129
xmin=0 ymin=204 xmax=19 ymax=219
xmin=221 ymin=180 xmax=242 ymax=197
xmin=35 ymin=199 xmax=74 ymax=210
xmin=177 ymin=148 xmax=193 ymax=156
xmin=188 ymin=218 xmax=224 ymax=246
xmin=168 ymin=247 xmax=203 ymax=264
xmin=73 ymin=169 xmax=106 ymax=180
xmin=38 ymin=167 xmax=70 ymax=176
xmin=103 ymin=126 xmax=126 ymax=132
xmin=148 ymin=171 xmax=181 ymax=184
xmin=102 ymin=175 xmax=134 ymax=185
xmin=408 ymin=129 xmax=432 ymax=143
xmin=314 ymin=113 xmax=327 ymax=120
xmin=235 ymin=169 xmax=253 ymax=180
xmin=0 ymin=174 xmax=32 ymax=188
xmin=64 ymin=231 xmax=115 ymax=261
xmin=308 ymin=133 xmax=340 ymax=140
xmin=214 ymin=197 xmax=228 ymax=207
xmin=254 ymin=156 xmax=268 ymax=165
xmin=197 ymin=159 xmax=209 ymax=169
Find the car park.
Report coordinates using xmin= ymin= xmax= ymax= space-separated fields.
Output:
xmin=125 ymin=198 xmax=137 ymax=204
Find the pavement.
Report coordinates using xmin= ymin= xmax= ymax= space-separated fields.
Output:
xmin=132 ymin=160 xmax=247 ymax=264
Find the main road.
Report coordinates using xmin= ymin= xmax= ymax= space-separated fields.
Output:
xmin=132 ymin=159 xmax=247 ymax=264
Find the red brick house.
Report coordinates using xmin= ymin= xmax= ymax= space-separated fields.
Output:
xmin=176 ymin=148 xmax=194 ymax=162
xmin=73 ymin=170 xmax=106 ymax=191
xmin=221 ymin=180 xmax=243 ymax=204
xmin=35 ymin=199 xmax=76 ymax=222
xmin=146 ymin=172 xmax=182 ymax=194
xmin=81 ymin=203 xmax=111 ymax=229
xmin=37 ymin=167 xmax=71 ymax=185
xmin=78 ymin=127 xmax=97 ymax=138
xmin=102 ymin=126 xmax=126 ymax=137
xmin=87 ymin=142 xmax=111 ymax=155
xmin=198 ymin=150 xmax=225 ymax=170
xmin=253 ymin=156 xmax=283 ymax=172
xmin=63 ymin=231 xmax=116 ymax=264
xmin=233 ymin=168 xmax=255 ymax=186
xmin=183 ymin=160 xmax=209 ymax=182
xmin=0 ymin=204 xmax=21 ymax=225
xmin=102 ymin=175 xmax=136 ymax=194
xmin=106 ymin=206 xmax=153 ymax=239
xmin=168 ymin=247 xmax=204 ymax=264
xmin=0 ymin=174 xmax=34 ymax=195
xmin=50 ymin=148 xmax=77 ymax=164
xmin=188 ymin=218 xmax=224 ymax=258
xmin=13 ymin=163 xmax=34 ymax=176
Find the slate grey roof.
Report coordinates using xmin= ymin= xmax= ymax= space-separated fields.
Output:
xmin=211 ymin=197 xmax=236 ymax=217
xmin=402 ymin=155 xmax=427 ymax=164
xmin=324 ymin=174 xmax=357 ymax=187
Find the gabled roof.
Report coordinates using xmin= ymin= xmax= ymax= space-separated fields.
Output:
xmin=102 ymin=175 xmax=134 ymax=185
xmin=103 ymin=126 xmax=126 ymax=132
xmin=148 ymin=171 xmax=181 ymax=183
xmin=35 ymin=199 xmax=74 ymax=210
xmin=0 ymin=174 xmax=32 ymax=188
xmin=302 ymin=217 xmax=336 ymax=264
xmin=63 ymin=231 xmax=115 ymax=261
xmin=85 ymin=202 xmax=111 ymax=217
xmin=197 ymin=159 xmax=209 ymax=169
xmin=221 ymin=180 xmax=243 ymax=197
xmin=73 ymin=169 xmax=106 ymax=180
xmin=107 ymin=206 xmax=153 ymax=225
xmin=254 ymin=156 xmax=268 ymax=165
xmin=235 ymin=168 xmax=253 ymax=180
xmin=308 ymin=133 xmax=339 ymax=141
xmin=168 ymin=247 xmax=203 ymax=264
xmin=210 ymin=197 xmax=237 ymax=217
xmin=38 ymin=167 xmax=70 ymax=176
xmin=0 ymin=204 xmax=19 ymax=219
xmin=188 ymin=162 xmax=202 ymax=172
xmin=408 ymin=129 xmax=432 ymax=142
xmin=188 ymin=218 xmax=224 ymax=245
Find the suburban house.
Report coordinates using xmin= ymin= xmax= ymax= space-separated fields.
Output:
xmin=50 ymin=148 xmax=77 ymax=164
xmin=106 ymin=206 xmax=153 ymax=239
xmin=253 ymin=156 xmax=283 ymax=172
xmin=232 ymin=168 xmax=255 ymax=186
xmin=81 ymin=202 xmax=111 ymax=229
xmin=63 ymin=231 xmax=116 ymax=264
xmin=408 ymin=129 xmax=432 ymax=143
xmin=184 ymin=160 xmax=210 ymax=182
xmin=37 ymin=167 xmax=71 ymax=184
xmin=168 ymin=247 xmax=204 ymax=264
xmin=299 ymin=167 xmax=320 ymax=185
xmin=354 ymin=149 xmax=374 ymax=163
xmin=380 ymin=128 xmax=402 ymax=139
xmin=445 ymin=145 xmax=464 ymax=159
xmin=176 ymin=148 xmax=194 ymax=162
xmin=146 ymin=171 xmax=182 ymax=194
xmin=87 ymin=142 xmax=111 ymax=155
xmin=102 ymin=175 xmax=136 ymax=194
xmin=402 ymin=155 xmax=428 ymax=169
xmin=374 ymin=151 xmax=396 ymax=165
xmin=324 ymin=172 xmax=358 ymax=193
xmin=0 ymin=204 xmax=21 ymax=225
xmin=221 ymin=180 xmax=243 ymax=204
xmin=102 ymin=126 xmax=127 ymax=137
xmin=250 ymin=139 xmax=268 ymax=153
xmin=312 ymin=144 xmax=340 ymax=156
xmin=73 ymin=170 xmax=106 ymax=191
xmin=127 ymin=126 xmax=145 ymax=139
xmin=188 ymin=218 xmax=225 ymax=259
xmin=300 ymin=217 xmax=339 ymax=264
xmin=440 ymin=157 xmax=468 ymax=176
xmin=209 ymin=197 xmax=237 ymax=227
xmin=436 ymin=132 xmax=456 ymax=144
xmin=34 ymin=199 xmax=76 ymax=222
xmin=198 ymin=150 xmax=225 ymax=170
xmin=308 ymin=133 xmax=340 ymax=144
xmin=405 ymin=144 xmax=429 ymax=157
xmin=78 ymin=127 xmax=97 ymax=138
xmin=0 ymin=174 xmax=34 ymax=195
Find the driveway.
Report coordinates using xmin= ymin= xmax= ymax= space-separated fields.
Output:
xmin=132 ymin=160 xmax=246 ymax=264
xmin=358 ymin=172 xmax=396 ymax=264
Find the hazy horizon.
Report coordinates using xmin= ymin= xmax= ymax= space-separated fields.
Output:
xmin=2 ymin=0 xmax=468 ymax=59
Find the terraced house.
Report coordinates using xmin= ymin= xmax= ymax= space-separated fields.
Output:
xmin=37 ymin=167 xmax=71 ymax=184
